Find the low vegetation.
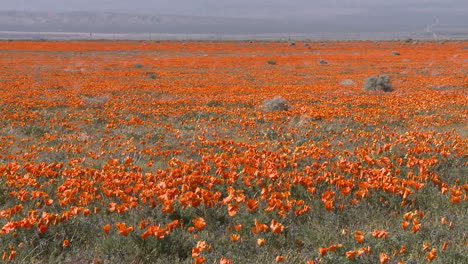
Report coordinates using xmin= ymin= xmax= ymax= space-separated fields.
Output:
xmin=363 ymin=74 xmax=393 ymax=92
xmin=262 ymin=95 xmax=290 ymax=112
xmin=318 ymin=59 xmax=328 ymax=65
xmin=0 ymin=40 xmax=466 ymax=264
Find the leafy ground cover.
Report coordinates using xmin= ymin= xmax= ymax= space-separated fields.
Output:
xmin=0 ymin=40 xmax=466 ymax=263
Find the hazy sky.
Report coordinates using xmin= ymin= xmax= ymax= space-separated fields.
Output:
xmin=3 ymin=0 xmax=468 ymax=19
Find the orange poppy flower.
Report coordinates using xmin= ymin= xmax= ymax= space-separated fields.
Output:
xmin=8 ymin=250 xmax=16 ymax=261
xmin=166 ymin=219 xmax=180 ymax=232
xmin=38 ymin=224 xmax=48 ymax=234
xmin=108 ymin=203 xmax=117 ymax=212
xmin=230 ymin=234 xmax=240 ymax=242
xmin=401 ymin=221 xmax=410 ymax=229
xmin=345 ymin=250 xmax=357 ymax=260
xmin=411 ymin=223 xmax=421 ymax=233
xmin=82 ymin=208 xmax=90 ymax=217
xmin=400 ymin=245 xmax=406 ymax=254
xmin=252 ymin=219 xmax=268 ymax=234
xmin=441 ymin=242 xmax=448 ymax=250
xmin=228 ymin=204 xmax=239 ymax=216
xmin=357 ymin=246 xmax=371 ymax=256
xmin=372 ymin=230 xmax=388 ymax=238
xmin=115 ymin=222 xmax=134 ymax=236
xmin=422 ymin=242 xmax=430 ymax=251
xmin=103 ymin=224 xmax=110 ymax=235
xmin=194 ymin=256 xmax=206 ymax=264
xmin=220 ymin=257 xmax=233 ymax=264
xmin=193 ymin=217 xmax=206 ymax=231
xmin=380 ymin=253 xmax=390 ymax=264
xmin=257 ymin=238 xmax=265 ymax=246
xmin=426 ymin=248 xmax=437 ymax=262
xmin=270 ymin=219 xmax=284 ymax=234
xmin=319 ymin=247 xmax=328 ymax=256
xmin=354 ymin=230 xmax=365 ymax=243
xmin=44 ymin=198 xmax=54 ymax=206
xmin=275 ymin=256 xmax=285 ymax=262
xmin=328 ymin=244 xmax=342 ymax=252
xmin=246 ymin=199 xmax=258 ymax=211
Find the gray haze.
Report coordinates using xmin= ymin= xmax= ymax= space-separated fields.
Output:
xmin=3 ymin=0 xmax=468 ymax=19
xmin=1 ymin=1 xmax=467 ymax=38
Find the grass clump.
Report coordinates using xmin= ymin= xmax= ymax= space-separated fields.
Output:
xmin=206 ymin=100 xmax=222 ymax=107
xmin=262 ymin=96 xmax=290 ymax=112
xmin=340 ymin=79 xmax=355 ymax=86
xmin=318 ymin=59 xmax=328 ymax=65
xmin=267 ymin=60 xmax=277 ymax=65
xmin=146 ymin=72 xmax=157 ymax=79
xmin=81 ymin=94 xmax=110 ymax=106
xmin=363 ymin=75 xmax=393 ymax=92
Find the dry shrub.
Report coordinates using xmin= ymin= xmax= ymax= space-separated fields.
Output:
xmin=363 ymin=75 xmax=393 ymax=92
xmin=340 ymin=79 xmax=355 ymax=86
xmin=81 ymin=95 xmax=110 ymax=106
xmin=262 ymin=96 xmax=290 ymax=112
xmin=429 ymin=85 xmax=452 ymax=91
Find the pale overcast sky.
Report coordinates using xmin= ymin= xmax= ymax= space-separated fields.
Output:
xmin=3 ymin=0 xmax=468 ymax=19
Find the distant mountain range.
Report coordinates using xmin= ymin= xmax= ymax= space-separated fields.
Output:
xmin=0 ymin=10 xmax=466 ymax=38
xmin=0 ymin=11 xmax=316 ymax=34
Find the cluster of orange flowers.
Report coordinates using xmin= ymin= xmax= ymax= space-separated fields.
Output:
xmin=0 ymin=40 xmax=466 ymax=263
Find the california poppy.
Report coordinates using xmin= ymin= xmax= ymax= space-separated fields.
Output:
xmin=193 ymin=217 xmax=206 ymax=231
xmin=270 ymin=219 xmax=284 ymax=234
xmin=379 ymin=253 xmax=390 ymax=264
xmin=257 ymin=238 xmax=265 ymax=246
xmin=230 ymin=234 xmax=240 ymax=242
xmin=275 ymin=256 xmax=285 ymax=262
xmin=319 ymin=247 xmax=328 ymax=256
xmin=426 ymin=248 xmax=437 ymax=262
xmin=345 ymin=250 xmax=357 ymax=260
xmin=220 ymin=257 xmax=233 ymax=264
xmin=354 ymin=230 xmax=365 ymax=243
xmin=372 ymin=230 xmax=388 ymax=239
xmin=194 ymin=256 xmax=206 ymax=264
xmin=441 ymin=242 xmax=448 ymax=250
xmin=103 ymin=224 xmax=110 ymax=235
xmin=63 ymin=240 xmax=70 ymax=247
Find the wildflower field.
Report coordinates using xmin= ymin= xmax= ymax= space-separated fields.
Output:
xmin=0 ymin=40 xmax=466 ymax=263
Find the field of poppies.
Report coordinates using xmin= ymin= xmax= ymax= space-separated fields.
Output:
xmin=0 ymin=40 xmax=466 ymax=263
